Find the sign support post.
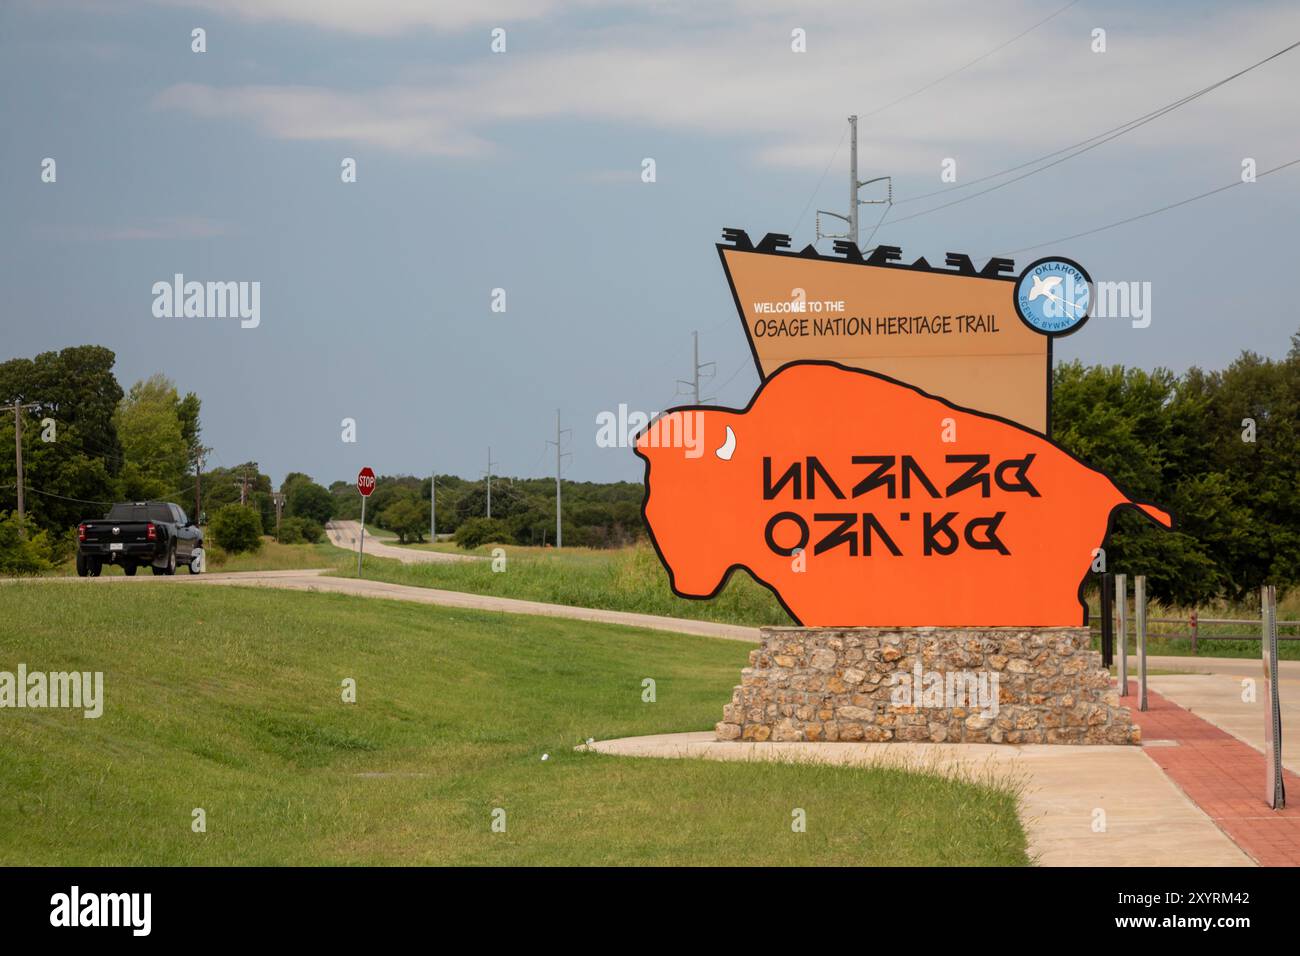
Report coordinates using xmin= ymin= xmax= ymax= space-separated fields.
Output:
xmin=357 ymin=495 xmax=366 ymax=577
xmin=1263 ymin=584 xmax=1286 ymax=809
xmin=1136 ymin=574 xmax=1148 ymax=712
xmin=356 ymin=466 xmax=376 ymax=578
xmin=1100 ymin=572 xmax=1114 ymax=669
xmin=1116 ymin=573 xmax=1128 ymax=698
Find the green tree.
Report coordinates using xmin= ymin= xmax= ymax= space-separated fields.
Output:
xmin=0 ymin=345 xmax=126 ymax=532
xmin=454 ymin=482 xmax=525 ymax=524
xmin=209 ymin=504 xmax=263 ymax=554
xmin=380 ymin=497 xmax=430 ymax=544
xmin=114 ymin=375 xmax=190 ymax=498
xmin=287 ymin=477 xmax=334 ymax=525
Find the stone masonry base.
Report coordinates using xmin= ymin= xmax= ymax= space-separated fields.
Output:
xmin=715 ymin=626 xmax=1139 ymax=745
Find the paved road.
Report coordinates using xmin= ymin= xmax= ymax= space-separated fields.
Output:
xmin=325 ymin=520 xmax=478 ymax=564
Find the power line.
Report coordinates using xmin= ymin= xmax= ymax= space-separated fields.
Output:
xmin=12 ymin=486 xmax=115 ymax=506
xmin=861 ymin=200 xmax=893 ymax=252
xmin=860 ymin=0 xmax=1083 ymax=120
xmin=791 ymin=0 xmax=1081 ymax=235
xmin=993 ymin=155 xmax=1300 ymax=256
xmin=711 ymin=359 xmax=756 ymax=400
xmin=792 ymin=121 xmax=849 ymax=238
xmin=886 ymin=38 xmax=1300 ymax=226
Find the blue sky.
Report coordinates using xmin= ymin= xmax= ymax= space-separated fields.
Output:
xmin=3 ymin=0 xmax=1298 ymax=487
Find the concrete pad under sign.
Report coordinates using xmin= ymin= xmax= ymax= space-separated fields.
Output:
xmin=582 ymin=731 xmax=1252 ymax=867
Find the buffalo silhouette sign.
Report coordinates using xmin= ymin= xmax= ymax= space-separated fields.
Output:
xmin=636 ymin=361 xmax=1172 ymax=627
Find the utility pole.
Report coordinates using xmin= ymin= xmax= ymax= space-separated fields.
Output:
xmin=270 ymin=492 xmax=285 ymax=537
xmin=193 ymin=445 xmax=211 ymax=523
xmin=848 ymin=113 xmax=859 ymax=243
xmin=546 ymin=409 xmax=572 ymax=548
xmin=816 ymin=114 xmax=891 ymax=250
xmin=429 ymin=473 xmax=436 ymax=543
xmin=484 ymin=447 xmax=497 ymax=518
xmin=10 ymin=400 xmax=40 ymax=524
xmin=236 ymin=467 xmax=251 ymax=506
xmin=676 ymin=331 xmax=716 ymax=404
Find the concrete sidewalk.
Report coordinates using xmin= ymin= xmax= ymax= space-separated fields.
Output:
xmin=1127 ymin=687 xmax=1300 ymax=866
xmin=1149 ymin=672 xmax=1300 ymax=772
xmin=584 ymin=732 xmax=1252 ymax=867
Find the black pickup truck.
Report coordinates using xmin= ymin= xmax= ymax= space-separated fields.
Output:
xmin=77 ymin=501 xmax=204 ymax=577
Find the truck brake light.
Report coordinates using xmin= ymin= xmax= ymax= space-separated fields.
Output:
xmin=146 ymin=522 xmax=157 ymax=541
xmin=78 ymin=523 xmax=87 ymax=542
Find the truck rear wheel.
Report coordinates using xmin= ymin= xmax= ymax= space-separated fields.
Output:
xmin=86 ymin=558 xmax=102 ymax=577
xmin=123 ymin=562 xmax=138 ymax=576
xmin=76 ymin=553 xmax=88 ymax=577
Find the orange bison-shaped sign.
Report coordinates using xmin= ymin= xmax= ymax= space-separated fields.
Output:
xmin=636 ymin=362 xmax=1171 ymax=627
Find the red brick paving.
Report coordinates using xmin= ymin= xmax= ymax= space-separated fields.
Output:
xmin=1124 ymin=686 xmax=1300 ymax=866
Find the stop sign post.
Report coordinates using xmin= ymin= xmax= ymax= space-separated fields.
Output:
xmin=356 ymin=467 xmax=375 ymax=576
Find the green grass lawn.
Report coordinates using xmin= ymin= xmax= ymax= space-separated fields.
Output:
xmin=336 ymin=542 xmax=794 ymax=628
xmin=335 ymin=540 xmax=1300 ymax=659
xmin=0 ymin=583 xmax=1028 ymax=866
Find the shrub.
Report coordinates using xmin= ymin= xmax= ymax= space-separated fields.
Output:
xmin=277 ymin=516 xmax=323 ymax=544
xmin=209 ymin=504 xmax=263 ymax=554
xmin=454 ymin=517 xmax=513 ymax=550
xmin=0 ymin=512 xmax=55 ymax=575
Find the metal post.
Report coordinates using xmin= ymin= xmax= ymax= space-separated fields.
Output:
xmin=555 ymin=410 xmax=563 ymax=548
xmin=848 ymin=114 xmax=859 ymax=247
xmin=692 ymin=332 xmax=700 ymax=403
xmin=1190 ymin=609 xmax=1198 ymax=656
xmin=1136 ymin=574 xmax=1148 ymax=712
xmin=357 ymin=494 xmax=366 ymax=577
xmin=1100 ymin=572 xmax=1114 ymax=668
xmin=1263 ymin=585 xmax=1286 ymax=809
xmin=194 ymin=449 xmax=204 ymax=526
xmin=1116 ymin=573 xmax=1128 ymax=698
xmin=13 ymin=401 xmax=24 ymax=522
xmin=430 ymin=474 xmax=436 ymax=544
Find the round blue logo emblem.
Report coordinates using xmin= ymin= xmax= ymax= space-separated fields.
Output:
xmin=1013 ymin=257 xmax=1092 ymax=336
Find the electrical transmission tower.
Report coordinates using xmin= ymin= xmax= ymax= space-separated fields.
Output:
xmin=816 ymin=114 xmax=892 ymax=250
xmin=483 ymin=447 xmax=497 ymax=518
xmin=545 ymin=409 xmax=572 ymax=548
xmin=676 ymin=331 xmax=716 ymax=404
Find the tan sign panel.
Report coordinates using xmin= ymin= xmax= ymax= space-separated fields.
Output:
xmin=719 ymin=233 xmax=1050 ymax=434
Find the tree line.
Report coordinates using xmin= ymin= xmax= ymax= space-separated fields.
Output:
xmin=1053 ymin=332 xmax=1299 ymax=606
xmin=1 ymin=336 xmax=1297 ymax=607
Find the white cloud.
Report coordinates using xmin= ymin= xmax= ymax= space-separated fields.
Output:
xmin=149 ymin=2 xmax=1300 ymax=176
xmin=154 ymin=84 xmax=492 ymax=157
xmin=148 ymin=0 xmax=607 ymax=35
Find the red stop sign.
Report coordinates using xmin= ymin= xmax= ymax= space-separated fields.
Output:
xmin=357 ymin=467 xmax=376 ymax=497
